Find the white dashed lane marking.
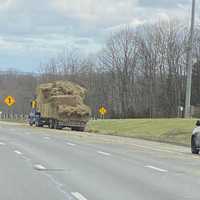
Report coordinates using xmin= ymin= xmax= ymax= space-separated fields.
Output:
xmin=44 ymin=137 xmax=50 ymax=140
xmin=45 ymin=174 xmax=71 ymax=199
xmin=0 ymin=142 xmax=5 ymax=146
xmin=34 ymin=164 xmax=47 ymax=171
xmin=71 ymin=192 xmax=88 ymax=200
xmin=97 ymin=151 xmax=111 ymax=156
xmin=14 ymin=150 xmax=23 ymax=155
xmin=67 ymin=142 xmax=76 ymax=146
xmin=145 ymin=165 xmax=168 ymax=172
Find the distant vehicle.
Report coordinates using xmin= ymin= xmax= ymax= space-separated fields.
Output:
xmin=191 ymin=120 xmax=200 ymax=154
xmin=28 ymin=81 xmax=91 ymax=132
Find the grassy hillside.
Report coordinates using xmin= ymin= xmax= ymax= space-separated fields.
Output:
xmin=87 ymin=119 xmax=198 ymax=146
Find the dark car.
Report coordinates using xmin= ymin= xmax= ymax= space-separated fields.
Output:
xmin=191 ymin=120 xmax=200 ymax=154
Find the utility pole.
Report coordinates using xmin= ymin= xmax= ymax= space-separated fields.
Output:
xmin=185 ymin=0 xmax=196 ymax=118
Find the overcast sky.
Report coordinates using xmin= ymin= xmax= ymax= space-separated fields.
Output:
xmin=0 ymin=0 xmax=195 ymax=72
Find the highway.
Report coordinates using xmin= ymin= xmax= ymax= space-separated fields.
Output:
xmin=0 ymin=121 xmax=200 ymax=200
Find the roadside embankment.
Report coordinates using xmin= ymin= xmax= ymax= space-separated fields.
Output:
xmin=86 ymin=119 xmax=198 ymax=146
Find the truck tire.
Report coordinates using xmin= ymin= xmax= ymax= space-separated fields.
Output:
xmin=54 ymin=121 xmax=57 ymax=129
xmin=49 ymin=119 xmax=54 ymax=129
xmin=71 ymin=127 xmax=85 ymax=132
xmin=35 ymin=121 xmax=39 ymax=127
xmin=35 ymin=120 xmax=43 ymax=127
xmin=79 ymin=127 xmax=85 ymax=132
xmin=54 ymin=121 xmax=61 ymax=130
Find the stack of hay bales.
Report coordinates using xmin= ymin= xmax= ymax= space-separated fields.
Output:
xmin=36 ymin=81 xmax=91 ymax=122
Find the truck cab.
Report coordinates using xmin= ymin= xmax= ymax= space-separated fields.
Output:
xmin=28 ymin=109 xmax=41 ymax=127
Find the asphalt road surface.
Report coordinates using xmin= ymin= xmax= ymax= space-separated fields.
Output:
xmin=0 ymin=121 xmax=200 ymax=200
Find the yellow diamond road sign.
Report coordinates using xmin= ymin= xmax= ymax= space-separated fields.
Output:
xmin=31 ymin=100 xmax=37 ymax=109
xmin=4 ymin=96 xmax=16 ymax=107
xmin=99 ymin=106 xmax=107 ymax=115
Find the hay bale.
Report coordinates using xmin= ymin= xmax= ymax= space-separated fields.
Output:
xmin=37 ymin=81 xmax=86 ymax=101
xmin=54 ymin=81 xmax=86 ymax=97
xmin=36 ymin=80 xmax=91 ymax=121
xmin=58 ymin=104 xmax=91 ymax=117
xmin=50 ymin=95 xmax=82 ymax=107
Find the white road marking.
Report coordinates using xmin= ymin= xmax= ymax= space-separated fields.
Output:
xmin=21 ymin=155 xmax=31 ymax=162
xmin=71 ymin=192 xmax=88 ymax=200
xmin=44 ymin=137 xmax=50 ymax=140
xmin=67 ymin=142 xmax=76 ymax=146
xmin=97 ymin=151 xmax=111 ymax=156
xmin=14 ymin=150 xmax=23 ymax=155
xmin=145 ymin=165 xmax=168 ymax=172
xmin=26 ymin=132 xmax=31 ymax=135
xmin=0 ymin=142 xmax=5 ymax=145
xmin=131 ymin=143 xmax=174 ymax=153
xmin=45 ymin=174 xmax=71 ymax=199
xmin=34 ymin=164 xmax=47 ymax=171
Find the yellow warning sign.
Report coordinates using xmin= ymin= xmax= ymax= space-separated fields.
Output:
xmin=31 ymin=100 xmax=37 ymax=109
xmin=4 ymin=96 xmax=16 ymax=107
xmin=99 ymin=106 xmax=107 ymax=115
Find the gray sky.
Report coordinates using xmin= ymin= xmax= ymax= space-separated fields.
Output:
xmin=0 ymin=0 xmax=193 ymax=72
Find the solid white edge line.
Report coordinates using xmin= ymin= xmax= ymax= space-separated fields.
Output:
xmin=71 ymin=192 xmax=88 ymax=200
xmin=14 ymin=150 xmax=23 ymax=155
xmin=97 ymin=151 xmax=111 ymax=156
xmin=131 ymin=143 xmax=173 ymax=153
xmin=145 ymin=165 xmax=168 ymax=172
xmin=34 ymin=164 xmax=46 ymax=171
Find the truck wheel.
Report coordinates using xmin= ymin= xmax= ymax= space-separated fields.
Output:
xmin=35 ymin=121 xmax=43 ymax=127
xmin=54 ymin=121 xmax=60 ymax=129
xmin=78 ymin=127 xmax=85 ymax=132
xmin=35 ymin=121 xmax=39 ymax=127
xmin=71 ymin=127 xmax=85 ymax=132
xmin=49 ymin=119 xmax=54 ymax=129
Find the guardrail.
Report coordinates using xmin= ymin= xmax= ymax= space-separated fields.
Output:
xmin=0 ymin=113 xmax=28 ymax=121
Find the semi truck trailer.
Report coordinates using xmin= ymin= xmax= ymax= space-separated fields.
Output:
xmin=28 ymin=81 xmax=91 ymax=132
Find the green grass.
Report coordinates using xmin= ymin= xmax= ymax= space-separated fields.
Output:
xmin=86 ymin=119 xmax=198 ymax=146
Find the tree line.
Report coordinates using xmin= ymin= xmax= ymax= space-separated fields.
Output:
xmin=1 ymin=19 xmax=200 ymax=118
